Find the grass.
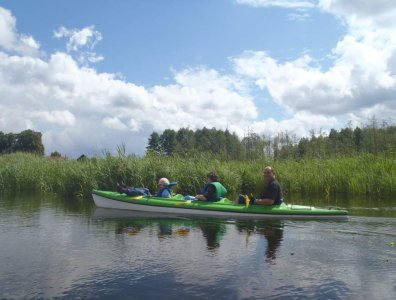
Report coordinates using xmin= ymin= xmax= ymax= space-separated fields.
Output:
xmin=0 ymin=152 xmax=395 ymax=200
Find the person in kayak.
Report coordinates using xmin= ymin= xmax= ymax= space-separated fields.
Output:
xmin=116 ymin=177 xmax=176 ymax=198
xmin=156 ymin=177 xmax=175 ymax=198
xmin=254 ymin=166 xmax=283 ymax=205
xmin=116 ymin=183 xmax=151 ymax=197
xmin=195 ymin=171 xmax=227 ymax=202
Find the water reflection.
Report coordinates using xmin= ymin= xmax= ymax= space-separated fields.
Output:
xmin=258 ymin=225 xmax=283 ymax=262
xmin=115 ymin=223 xmax=144 ymax=236
xmin=94 ymin=208 xmax=226 ymax=249
xmin=0 ymin=192 xmax=95 ymax=216
xmin=198 ymin=222 xmax=226 ymax=250
xmin=1 ymin=196 xmax=396 ymax=299
xmin=93 ymin=208 xmax=284 ymax=260
xmin=288 ymin=194 xmax=396 ymax=218
xmin=158 ymin=223 xmax=173 ymax=236
xmin=235 ymin=220 xmax=284 ymax=264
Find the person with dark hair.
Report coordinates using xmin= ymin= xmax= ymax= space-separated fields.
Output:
xmin=255 ymin=166 xmax=283 ymax=205
xmin=195 ymin=171 xmax=227 ymax=202
xmin=238 ymin=166 xmax=283 ymax=206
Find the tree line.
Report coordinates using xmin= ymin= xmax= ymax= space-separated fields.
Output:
xmin=276 ymin=119 xmax=396 ymax=159
xmin=146 ymin=119 xmax=396 ymax=160
xmin=3 ymin=118 xmax=395 ymax=160
xmin=0 ymin=130 xmax=44 ymax=155
xmin=146 ymin=128 xmax=245 ymax=160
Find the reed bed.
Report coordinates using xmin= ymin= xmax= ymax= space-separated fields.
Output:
xmin=0 ymin=152 xmax=395 ymax=200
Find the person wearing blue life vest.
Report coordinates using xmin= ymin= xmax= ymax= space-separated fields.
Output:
xmin=156 ymin=178 xmax=174 ymax=198
xmin=116 ymin=178 xmax=176 ymax=198
xmin=195 ymin=171 xmax=227 ymax=202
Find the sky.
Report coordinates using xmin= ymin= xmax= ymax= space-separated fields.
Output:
xmin=1 ymin=0 xmax=396 ymax=158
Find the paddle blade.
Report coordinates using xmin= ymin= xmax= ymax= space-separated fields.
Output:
xmin=176 ymin=200 xmax=192 ymax=206
xmin=128 ymin=196 xmax=144 ymax=200
xmin=245 ymin=194 xmax=250 ymax=208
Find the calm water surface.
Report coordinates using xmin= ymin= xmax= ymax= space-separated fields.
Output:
xmin=0 ymin=194 xmax=395 ymax=299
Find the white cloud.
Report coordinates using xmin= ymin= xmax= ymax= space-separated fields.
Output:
xmin=319 ymin=0 xmax=396 ymax=29
xmin=0 ymin=7 xmax=15 ymax=48
xmin=30 ymin=110 xmax=76 ymax=126
xmin=233 ymin=51 xmax=351 ymax=114
xmin=0 ymin=7 xmax=40 ymax=56
xmin=0 ymin=25 xmax=258 ymax=156
xmin=250 ymin=112 xmax=338 ymax=138
xmin=150 ymin=67 xmax=257 ymax=132
xmin=102 ymin=117 xmax=129 ymax=131
xmin=236 ymin=0 xmax=317 ymax=9
xmin=54 ymin=26 xmax=102 ymax=52
xmin=231 ymin=0 xmax=396 ymax=126
xmin=54 ymin=26 xmax=103 ymax=65
xmin=236 ymin=0 xmax=317 ymax=21
xmin=2 ymin=2 xmax=396 ymax=157
xmin=0 ymin=49 xmax=150 ymax=155
xmin=287 ymin=11 xmax=312 ymax=21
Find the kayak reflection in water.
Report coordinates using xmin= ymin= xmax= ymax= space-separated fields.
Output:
xmin=115 ymin=222 xmax=144 ymax=236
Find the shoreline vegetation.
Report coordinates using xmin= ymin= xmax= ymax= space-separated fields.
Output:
xmin=1 ymin=152 xmax=395 ymax=201
xmin=1 ymin=120 xmax=396 ymax=203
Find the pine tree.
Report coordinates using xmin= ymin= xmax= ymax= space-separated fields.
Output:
xmin=146 ymin=132 xmax=161 ymax=154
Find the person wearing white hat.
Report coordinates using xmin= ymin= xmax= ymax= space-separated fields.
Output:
xmin=157 ymin=178 xmax=173 ymax=198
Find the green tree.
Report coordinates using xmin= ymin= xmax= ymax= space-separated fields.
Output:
xmin=226 ymin=130 xmax=245 ymax=160
xmin=160 ymin=129 xmax=177 ymax=155
xmin=14 ymin=130 xmax=44 ymax=155
xmin=194 ymin=128 xmax=212 ymax=153
xmin=146 ymin=132 xmax=162 ymax=154
xmin=50 ymin=151 xmax=62 ymax=158
xmin=353 ymin=127 xmax=363 ymax=153
xmin=297 ymin=137 xmax=309 ymax=159
xmin=175 ymin=128 xmax=195 ymax=155
xmin=242 ymin=131 xmax=264 ymax=160
xmin=0 ymin=132 xmax=15 ymax=154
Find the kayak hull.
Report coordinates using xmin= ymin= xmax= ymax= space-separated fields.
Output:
xmin=92 ymin=190 xmax=348 ymax=220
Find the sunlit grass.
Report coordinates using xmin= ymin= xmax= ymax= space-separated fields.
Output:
xmin=0 ymin=152 xmax=395 ymax=200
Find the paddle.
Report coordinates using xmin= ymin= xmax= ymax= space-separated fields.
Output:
xmin=245 ymin=194 xmax=250 ymax=208
xmin=128 ymin=196 xmax=144 ymax=201
xmin=176 ymin=200 xmax=192 ymax=206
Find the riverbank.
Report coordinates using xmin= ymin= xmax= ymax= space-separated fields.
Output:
xmin=0 ymin=152 xmax=395 ymax=199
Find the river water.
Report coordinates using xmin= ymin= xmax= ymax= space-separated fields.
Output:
xmin=0 ymin=194 xmax=395 ymax=299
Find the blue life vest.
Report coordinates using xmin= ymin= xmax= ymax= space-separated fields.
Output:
xmin=156 ymin=182 xmax=177 ymax=197
xmin=156 ymin=187 xmax=172 ymax=197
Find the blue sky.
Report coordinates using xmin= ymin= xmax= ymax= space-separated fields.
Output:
xmin=1 ymin=0 xmax=396 ymax=157
xmin=5 ymin=0 xmax=343 ymax=85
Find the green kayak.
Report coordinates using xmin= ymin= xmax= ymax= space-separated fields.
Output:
xmin=92 ymin=190 xmax=348 ymax=219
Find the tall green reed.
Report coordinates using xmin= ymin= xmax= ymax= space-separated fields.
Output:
xmin=0 ymin=152 xmax=395 ymax=200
